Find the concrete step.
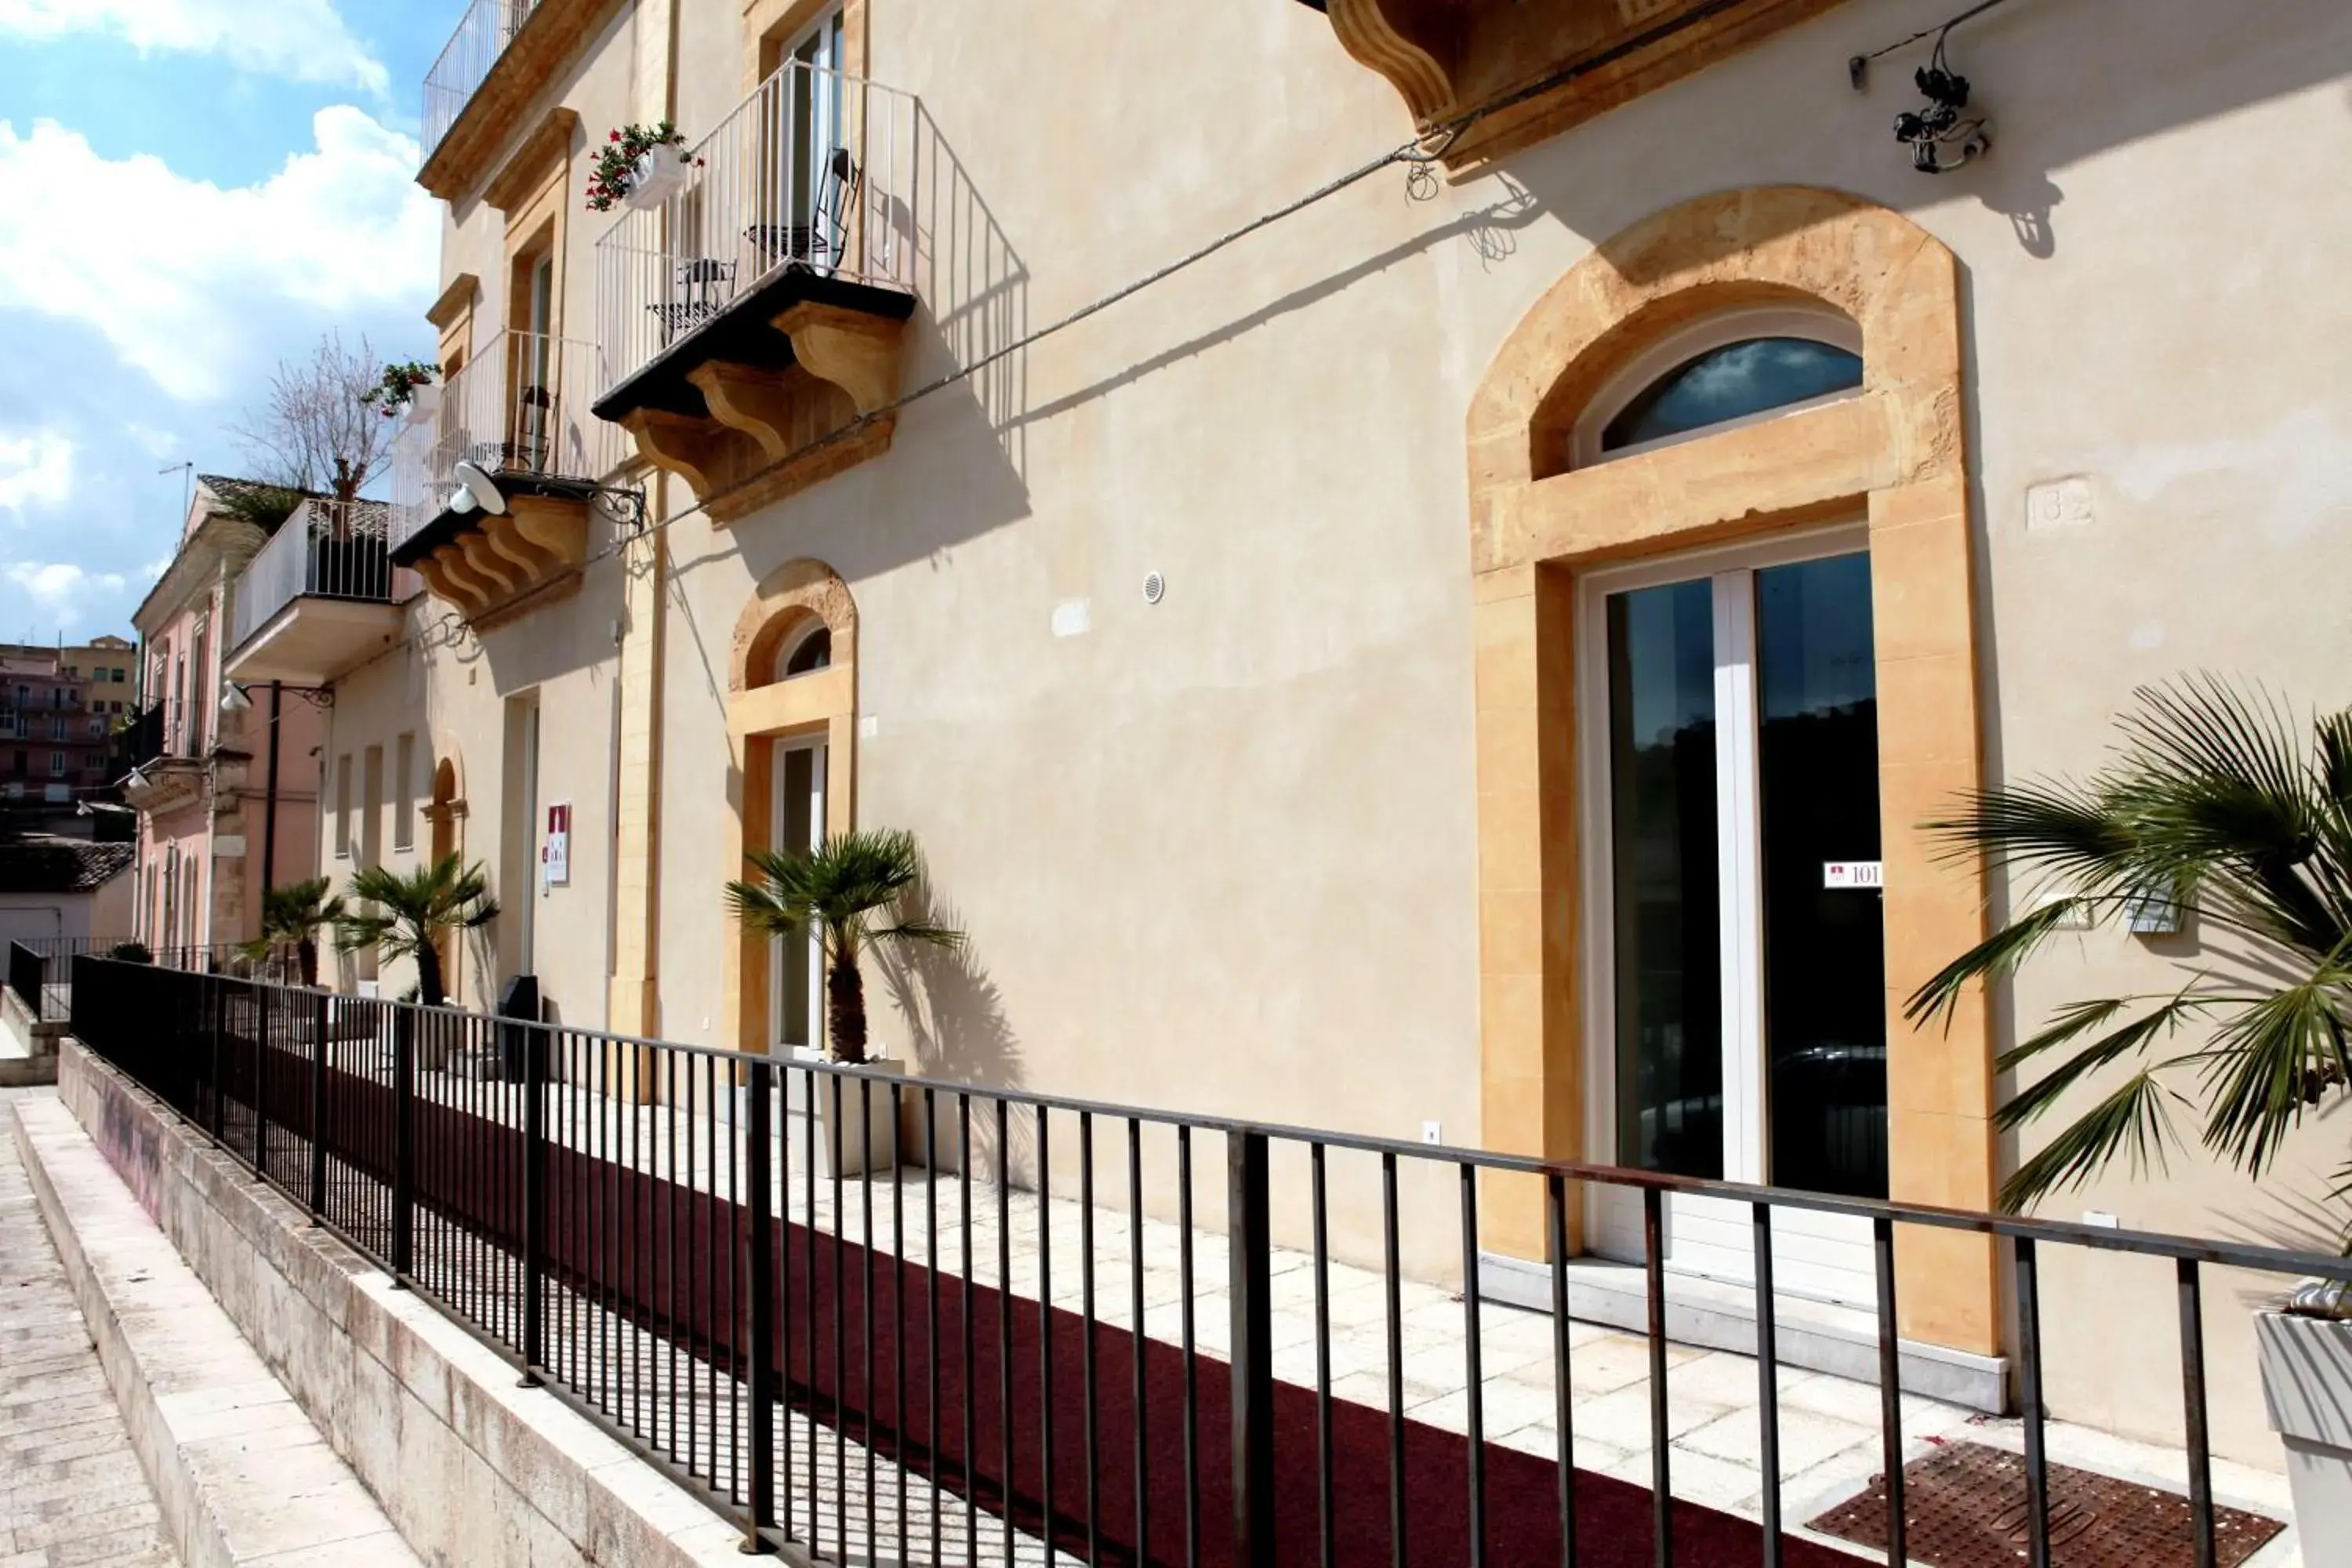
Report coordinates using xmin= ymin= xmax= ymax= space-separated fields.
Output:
xmin=5 ymin=1093 xmax=422 ymax=1568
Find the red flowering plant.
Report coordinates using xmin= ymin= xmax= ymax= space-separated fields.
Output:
xmin=359 ymin=361 xmax=437 ymax=419
xmin=586 ymin=122 xmax=701 ymax=212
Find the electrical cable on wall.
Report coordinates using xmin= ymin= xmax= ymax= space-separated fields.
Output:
xmin=340 ymin=0 xmax=1933 ymax=673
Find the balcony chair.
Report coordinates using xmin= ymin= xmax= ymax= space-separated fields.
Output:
xmin=649 ymin=256 xmax=739 ymax=348
xmin=743 ymin=146 xmax=862 ymax=276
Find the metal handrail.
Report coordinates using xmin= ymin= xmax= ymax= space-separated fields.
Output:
xmin=593 ymin=59 xmax=920 ymax=397
xmin=422 ymin=0 xmax=540 ymax=158
xmin=71 ymin=957 xmax=2339 ymax=1567
xmin=228 ymin=499 xmax=408 ymax=652
xmin=388 ymin=332 xmax=621 ymax=554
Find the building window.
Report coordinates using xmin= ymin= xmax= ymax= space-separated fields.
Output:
xmin=780 ymin=624 xmax=832 ymax=678
xmin=49 ymin=751 xmax=64 ymax=776
xmin=48 ymin=716 xmax=64 ymax=741
xmin=335 ymin=753 xmax=353 ymax=858
xmin=1571 ymin=307 xmax=1865 ymax=470
xmin=111 ymin=667 xmax=125 ymax=682
xmin=361 ymin=745 xmax=384 ymax=868
xmin=394 ymin=732 xmax=416 ymax=851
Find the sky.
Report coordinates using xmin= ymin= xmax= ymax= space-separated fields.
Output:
xmin=0 ymin=1 xmax=466 ymax=646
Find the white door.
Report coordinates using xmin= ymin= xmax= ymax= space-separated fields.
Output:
xmin=768 ymin=739 xmax=828 ymax=1054
xmin=1583 ymin=526 xmax=1887 ymax=1305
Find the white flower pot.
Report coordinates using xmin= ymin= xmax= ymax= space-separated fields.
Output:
xmin=622 ymin=146 xmax=691 ymax=212
xmin=771 ymin=1050 xmax=904 ymax=1180
xmin=2256 ymin=1307 xmax=2352 ymax=1544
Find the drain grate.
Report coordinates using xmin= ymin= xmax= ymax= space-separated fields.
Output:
xmin=1805 ymin=1440 xmax=2285 ymax=1567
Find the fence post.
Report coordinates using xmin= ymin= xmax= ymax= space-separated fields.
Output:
xmin=392 ymin=1005 xmax=416 ymax=1281
xmin=1229 ymin=1129 xmax=1275 ymax=1568
xmin=309 ymin=990 xmax=329 ymax=1219
xmin=520 ymin=1022 xmax=547 ymax=1386
xmin=208 ymin=975 xmax=226 ymax=1141
xmin=252 ymin=983 xmax=271 ymax=1179
xmin=743 ymin=1055 xmax=779 ymax=1552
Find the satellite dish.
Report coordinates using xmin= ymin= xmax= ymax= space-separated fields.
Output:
xmin=450 ymin=459 xmax=509 ymax=517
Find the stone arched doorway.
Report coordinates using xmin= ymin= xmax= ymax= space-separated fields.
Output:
xmin=722 ymin=560 xmax=859 ymax=1057
xmin=1465 ymin=187 xmax=1994 ymax=1358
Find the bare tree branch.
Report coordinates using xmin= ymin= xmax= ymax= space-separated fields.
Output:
xmin=229 ymin=331 xmax=390 ymax=501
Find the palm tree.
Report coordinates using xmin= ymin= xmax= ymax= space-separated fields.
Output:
xmin=337 ymin=854 xmax=499 ymax=1007
xmin=241 ymin=877 xmax=345 ymax=987
xmin=1907 ymin=677 xmax=2351 ymax=1229
xmin=727 ymin=829 xmax=963 ymax=1064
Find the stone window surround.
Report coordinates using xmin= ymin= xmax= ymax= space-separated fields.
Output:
xmin=1465 ymin=186 xmax=1995 ymax=1356
xmin=722 ymin=558 xmax=859 ymax=1055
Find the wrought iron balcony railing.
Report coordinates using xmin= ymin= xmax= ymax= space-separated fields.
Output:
xmin=593 ymin=59 xmax=920 ymax=399
xmin=228 ymin=499 xmax=412 ymax=655
xmin=422 ymin=0 xmax=541 ymax=158
xmin=389 ymin=330 xmax=623 ymax=559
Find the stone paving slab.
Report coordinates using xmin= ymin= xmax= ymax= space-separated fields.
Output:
xmin=0 ymin=1088 xmax=177 ymax=1568
xmin=4 ymin=1091 xmax=419 ymax=1568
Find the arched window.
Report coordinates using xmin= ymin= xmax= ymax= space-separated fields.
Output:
xmin=779 ymin=623 xmax=832 ymax=679
xmin=1573 ymin=308 xmax=1863 ymax=468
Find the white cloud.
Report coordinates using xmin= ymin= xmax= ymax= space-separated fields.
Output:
xmin=0 ymin=109 xmax=438 ymax=401
xmin=0 ymin=429 xmax=72 ymax=513
xmin=123 ymin=423 xmax=181 ymax=459
xmin=5 ymin=563 xmax=128 ymax=631
xmin=0 ymin=0 xmax=387 ymax=96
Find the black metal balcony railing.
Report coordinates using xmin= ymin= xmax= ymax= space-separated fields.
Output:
xmin=423 ymin=0 xmax=542 ymax=158
xmin=67 ymin=960 xmax=2349 ymax=1568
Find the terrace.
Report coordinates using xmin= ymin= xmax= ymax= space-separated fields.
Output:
xmin=223 ymin=499 xmax=413 ymax=688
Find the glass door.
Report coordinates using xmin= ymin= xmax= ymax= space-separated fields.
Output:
xmin=769 ymin=739 xmax=828 ymax=1054
xmin=1584 ymin=533 xmax=1886 ymax=1304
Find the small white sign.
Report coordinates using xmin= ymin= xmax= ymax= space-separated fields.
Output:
xmin=1823 ymin=860 xmax=1883 ymax=890
xmin=212 ymin=836 xmax=246 ymax=858
xmin=542 ymin=801 xmax=571 ymax=888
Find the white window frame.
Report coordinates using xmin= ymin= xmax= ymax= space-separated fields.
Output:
xmin=1575 ymin=520 xmax=1879 ymax=1305
xmin=767 ymin=735 xmax=829 ymax=1054
xmin=1570 ymin=306 xmax=1865 ymax=470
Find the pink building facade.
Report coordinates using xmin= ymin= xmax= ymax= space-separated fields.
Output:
xmin=125 ymin=478 xmax=325 ymax=953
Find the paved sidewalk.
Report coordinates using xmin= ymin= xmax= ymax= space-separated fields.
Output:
xmin=0 ymin=1088 xmax=177 ymax=1568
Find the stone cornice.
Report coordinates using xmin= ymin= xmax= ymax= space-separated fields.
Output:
xmin=483 ymin=107 xmax=580 ymax=213
xmin=417 ymin=0 xmax=627 ymax=204
xmin=426 ymin=272 xmax=481 ymax=331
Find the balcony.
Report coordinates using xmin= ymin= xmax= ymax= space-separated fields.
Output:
xmin=592 ymin=60 xmax=920 ymax=524
xmin=225 ymin=500 xmax=412 ymax=688
xmin=418 ymin=0 xmax=626 ymax=201
xmin=389 ymin=330 xmax=623 ymax=629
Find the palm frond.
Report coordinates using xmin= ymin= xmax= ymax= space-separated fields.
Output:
xmin=2197 ymin=968 xmax=2352 ymax=1174
xmin=1926 ymin=784 xmax=2140 ymax=885
xmin=1904 ymin=897 xmax=2096 ymax=1028
xmin=1993 ymin=991 xmax=2210 ymax=1131
xmin=1999 ymin=1069 xmax=2184 ymax=1211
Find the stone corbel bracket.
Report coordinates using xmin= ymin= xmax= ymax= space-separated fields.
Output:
xmin=409 ymin=496 xmax=590 ymax=630
xmin=622 ymin=305 xmax=906 ymax=527
xmin=1328 ymin=0 xmax=1456 ymax=122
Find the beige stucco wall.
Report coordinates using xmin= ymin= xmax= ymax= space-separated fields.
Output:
xmin=379 ymin=0 xmax=2352 ymax=1470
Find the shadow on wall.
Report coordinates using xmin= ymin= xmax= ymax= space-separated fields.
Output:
xmin=1493 ymin=0 xmax=2352 ymax=266
xmin=878 ymin=885 xmax=1040 ymax=1186
xmin=670 ymin=102 xmax=1033 ymax=720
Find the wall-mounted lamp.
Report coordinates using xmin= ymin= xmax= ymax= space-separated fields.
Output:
xmin=1893 ymin=31 xmax=1992 ymax=174
xmin=449 ymin=459 xmax=649 ymax=534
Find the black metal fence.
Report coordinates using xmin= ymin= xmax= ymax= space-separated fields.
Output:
xmin=67 ymin=958 xmax=2351 ymax=1568
xmin=7 ymin=938 xmax=266 ymax=1022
